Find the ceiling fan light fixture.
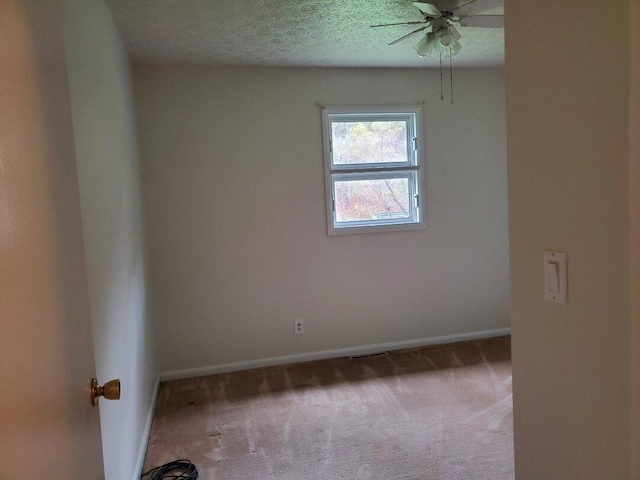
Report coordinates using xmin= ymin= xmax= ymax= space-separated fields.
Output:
xmin=434 ymin=40 xmax=447 ymax=53
xmin=438 ymin=30 xmax=454 ymax=47
xmin=432 ymin=26 xmax=462 ymax=55
xmin=435 ymin=39 xmax=462 ymax=57
xmin=414 ymin=33 xmax=436 ymax=57
xmin=449 ymin=25 xmax=461 ymax=41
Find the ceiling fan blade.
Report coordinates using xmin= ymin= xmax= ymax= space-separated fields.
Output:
xmin=389 ymin=26 xmax=427 ymax=45
xmin=413 ymin=2 xmax=442 ymax=18
xmin=458 ymin=15 xmax=504 ymax=28
xmin=370 ymin=20 xmax=427 ymax=28
xmin=454 ymin=0 xmax=503 ymax=17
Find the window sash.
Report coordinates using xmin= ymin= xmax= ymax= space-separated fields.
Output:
xmin=328 ymin=113 xmax=417 ymax=171
xmin=331 ymin=170 xmax=419 ymax=229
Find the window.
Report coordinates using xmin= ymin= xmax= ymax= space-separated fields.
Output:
xmin=322 ymin=105 xmax=425 ymax=235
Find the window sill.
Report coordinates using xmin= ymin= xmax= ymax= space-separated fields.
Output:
xmin=328 ymin=220 xmax=427 ymax=236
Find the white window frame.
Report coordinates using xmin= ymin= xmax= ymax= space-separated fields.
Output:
xmin=321 ymin=105 xmax=426 ymax=236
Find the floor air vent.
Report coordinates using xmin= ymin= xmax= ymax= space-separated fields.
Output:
xmin=349 ymin=351 xmax=389 ymax=360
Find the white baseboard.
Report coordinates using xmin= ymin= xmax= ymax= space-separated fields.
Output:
xmin=160 ymin=328 xmax=510 ymax=382
xmin=132 ymin=374 xmax=160 ymax=480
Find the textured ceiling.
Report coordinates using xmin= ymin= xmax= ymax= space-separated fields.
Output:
xmin=104 ymin=0 xmax=504 ymax=68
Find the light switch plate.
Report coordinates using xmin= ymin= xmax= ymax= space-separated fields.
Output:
xmin=544 ymin=250 xmax=567 ymax=304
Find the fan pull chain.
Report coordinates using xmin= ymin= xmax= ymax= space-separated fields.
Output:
xmin=449 ymin=51 xmax=454 ymax=105
xmin=439 ymin=52 xmax=444 ymax=101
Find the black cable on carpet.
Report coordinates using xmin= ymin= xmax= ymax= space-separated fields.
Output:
xmin=141 ymin=459 xmax=198 ymax=479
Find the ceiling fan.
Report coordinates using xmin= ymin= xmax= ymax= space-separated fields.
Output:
xmin=371 ymin=0 xmax=504 ymax=58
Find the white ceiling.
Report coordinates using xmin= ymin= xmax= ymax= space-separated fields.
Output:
xmin=104 ymin=0 xmax=504 ymax=68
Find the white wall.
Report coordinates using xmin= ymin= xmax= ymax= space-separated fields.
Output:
xmin=133 ymin=65 xmax=509 ymax=373
xmin=506 ymin=0 xmax=633 ymax=478
xmin=63 ymin=1 xmax=156 ymax=478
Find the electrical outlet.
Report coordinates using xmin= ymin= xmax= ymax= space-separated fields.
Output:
xmin=294 ymin=319 xmax=304 ymax=335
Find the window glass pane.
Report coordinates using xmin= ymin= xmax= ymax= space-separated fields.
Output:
xmin=331 ymin=120 xmax=408 ymax=165
xmin=334 ymin=178 xmax=411 ymax=223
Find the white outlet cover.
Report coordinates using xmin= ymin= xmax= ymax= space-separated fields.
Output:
xmin=544 ymin=250 xmax=567 ymax=305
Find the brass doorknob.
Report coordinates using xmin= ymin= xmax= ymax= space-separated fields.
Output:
xmin=90 ymin=378 xmax=121 ymax=406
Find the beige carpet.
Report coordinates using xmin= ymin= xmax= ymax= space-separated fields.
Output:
xmin=144 ymin=337 xmax=514 ymax=479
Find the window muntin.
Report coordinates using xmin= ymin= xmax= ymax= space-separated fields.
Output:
xmin=322 ymin=106 xmax=425 ymax=235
